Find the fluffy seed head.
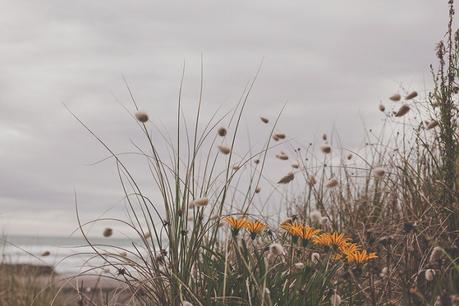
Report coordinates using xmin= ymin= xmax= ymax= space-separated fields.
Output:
xmin=380 ymin=267 xmax=388 ymax=277
xmin=331 ymin=292 xmax=342 ymax=306
xmin=260 ymin=117 xmax=269 ymax=124
xmin=135 ymin=111 xmax=149 ymax=123
xmin=389 ymin=93 xmax=401 ymax=102
xmin=41 ymin=251 xmax=50 ymax=257
xmin=181 ymin=302 xmax=193 ymax=306
xmin=320 ymin=217 xmax=329 ymax=226
xmin=395 ymin=104 xmax=410 ymax=117
xmin=278 ymin=172 xmax=294 ymax=184
xmin=379 ymin=104 xmax=385 ymax=112
xmin=269 ymin=243 xmax=285 ymax=256
xmin=426 ymin=120 xmax=439 ymax=130
xmin=274 ymin=133 xmax=286 ymax=139
xmin=217 ymin=145 xmax=231 ymax=155
xmin=276 ymin=153 xmax=289 ymax=160
xmin=405 ymin=91 xmax=418 ymax=100
xmin=255 ymin=186 xmax=261 ymax=193
xmin=291 ymin=161 xmax=299 ymax=169
xmin=294 ymin=262 xmax=305 ymax=270
xmin=192 ymin=197 xmax=209 ymax=207
xmin=232 ymin=165 xmax=241 ymax=171
xmin=425 ymin=269 xmax=435 ymax=281
xmin=322 ymin=133 xmax=327 ymax=141
xmin=320 ymin=144 xmax=331 ymax=154
xmin=347 ymin=153 xmax=353 ymax=160
xmin=143 ymin=232 xmax=151 ymax=239
xmin=217 ymin=127 xmax=227 ymax=137
xmin=326 ymin=178 xmax=339 ymax=188
xmin=103 ymin=228 xmax=113 ymax=237
xmin=373 ymin=167 xmax=386 ymax=178
xmin=310 ymin=210 xmax=322 ymax=223
xmin=307 ymin=175 xmax=317 ymax=186
xmin=272 ymin=134 xmax=280 ymax=141
xmin=311 ymin=252 xmax=320 ymax=264
xmin=429 ymin=246 xmax=444 ymax=263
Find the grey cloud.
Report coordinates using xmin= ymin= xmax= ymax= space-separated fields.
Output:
xmin=0 ymin=0 xmax=450 ymax=235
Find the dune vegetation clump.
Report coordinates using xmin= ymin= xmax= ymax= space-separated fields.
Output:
xmin=61 ymin=4 xmax=459 ymax=306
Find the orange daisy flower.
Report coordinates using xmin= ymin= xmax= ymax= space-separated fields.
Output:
xmin=281 ymin=223 xmax=303 ymax=243
xmin=224 ymin=216 xmax=247 ymax=237
xmin=244 ymin=220 xmax=267 ymax=239
xmin=313 ymin=232 xmax=350 ymax=250
xmin=281 ymin=223 xmax=320 ymax=246
xmin=339 ymin=242 xmax=359 ymax=255
xmin=300 ymin=226 xmax=321 ymax=240
xmin=346 ymin=250 xmax=378 ymax=264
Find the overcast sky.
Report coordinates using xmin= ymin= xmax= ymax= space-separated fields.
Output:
xmin=0 ymin=0 xmax=451 ymax=236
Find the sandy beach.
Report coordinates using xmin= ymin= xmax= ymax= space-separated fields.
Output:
xmin=0 ymin=263 xmax=136 ymax=305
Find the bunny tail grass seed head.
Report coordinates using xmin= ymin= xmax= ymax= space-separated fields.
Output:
xmin=426 ymin=120 xmax=439 ymax=130
xmin=135 ymin=111 xmax=149 ymax=123
xmin=331 ymin=292 xmax=342 ymax=306
xmin=326 ymin=178 xmax=339 ymax=188
xmin=181 ymin=302 xmax=193 ymax=306
xmin=347 ymin=153 xmax=353 ymax=160
xmin=255 ymin=186 xmax=261 ymax=193
xmin=425 ymin=269 xmax=435 ymax=281
xmin=291 ymin=161 xmax=299 ymax=169
xmin=260 ymin=116 xmax=269 ymax=123
xmin=272 ymin=134 xmax=280 ymax=141
xmin=217 ymin=127 xmax=227 ymax=137
xmin=379 ymin=103 xmax=385 ymax=112
xmin=192 ymin=197 xmax=209 ymax=207
xmin=294 ymin=262 xmax=305 ymax=270
xmin=405 ymin=91 xmax=418 ymax=100
xmin=269 ymin=243 xmax=285 ymax=256
xmin=395 ymin=104 xmax=410 ymax=117
xmin=276 ymin=152 xmax=289 ymax=160
xmin=41 ymin=251 xmax=50 ymax=257
xmin=430 ymin=246 xmax=444 ymax=263
xmin=373 ymin=167 xmax=386 ymax=178
xmin=274 ymin=133 xmax=286 ymax=140
xmin=389 ymin=93 xmax=401 ymax=102
xmin=320 ymin=144 xmax=331 ymax=154
xmin=322 ymin=133 xmax=327 ymax=141
xmin=278 ymin=172 xmax=294 ymax=184
xmin=307 ymin=175 xmax=317 ymax=186
xmin=310 ymin=210 xmax=322 ymax=223
xmin=103 ymin=228 xmax=113 ymax=237
xmin=217 ymin=145 xmax=231 ymax=155
xmin=311 ymin=252 xmax=320 ymax=264
xmin=380 ymin=267 xmax=388 ymax=278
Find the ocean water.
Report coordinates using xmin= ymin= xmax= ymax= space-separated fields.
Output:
xmin=1 ymin=235 xmax=143 ymax=274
